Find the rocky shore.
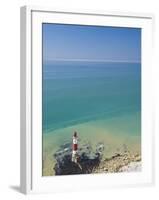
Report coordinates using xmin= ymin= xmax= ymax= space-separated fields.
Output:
xmin=119 ymin=161 xmax=141 ymax=172
xmin=53 ymin=142 xmax=141 ymax=175
xmin=92 ymin=152 xmax=141 ymax=173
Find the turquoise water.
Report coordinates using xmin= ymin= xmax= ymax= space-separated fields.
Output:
xmin=42 ymin=61 xmax=141 ymax=133
xmin=42 ymin=60 xmax=141 ymax=175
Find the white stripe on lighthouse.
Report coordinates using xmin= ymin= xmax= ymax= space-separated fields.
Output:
xmin=73 ymin=137 xmax=78 ymax=144
xmin=72 ymin=133 xmax=78 ymax=163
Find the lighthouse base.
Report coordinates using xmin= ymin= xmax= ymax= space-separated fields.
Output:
xmin=53 ymin=142 xmax=104 ymax=175
xmin=71 ymin=153 xmax=77 ymax=163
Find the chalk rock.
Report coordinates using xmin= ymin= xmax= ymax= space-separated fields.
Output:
xmin=53 ymin=142 xmax=104 ymax=175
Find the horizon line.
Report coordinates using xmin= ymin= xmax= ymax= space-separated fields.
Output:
xmin=44 ymin=58 xmax=141 ymax=63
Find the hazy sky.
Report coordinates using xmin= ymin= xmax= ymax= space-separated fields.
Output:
xmin=43 ymin=23 xmax=141 ymax=62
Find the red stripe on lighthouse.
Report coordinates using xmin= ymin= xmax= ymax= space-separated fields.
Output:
xmin=73 ymin=143 xmax=78 ymax=151
xmin=72 ymin=132 xmax=78 ymax=151
xmin=72 ymin=132 xmax=79 ymax=163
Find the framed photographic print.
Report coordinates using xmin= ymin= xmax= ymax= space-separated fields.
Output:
xmin=20 ymin=6 xmax=154 ymax=194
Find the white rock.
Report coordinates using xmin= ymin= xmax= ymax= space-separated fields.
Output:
xmin=119 ymin=161 xmax=142 ymax=172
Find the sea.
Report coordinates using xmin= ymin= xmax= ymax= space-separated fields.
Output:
xmin=42 ymin=60 xmax=141 ymax=176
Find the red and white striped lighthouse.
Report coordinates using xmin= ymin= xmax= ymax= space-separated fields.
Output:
xmin=72 ymin=131 xmax=78 ymax=163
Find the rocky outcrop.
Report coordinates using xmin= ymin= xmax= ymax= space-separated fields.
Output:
xmin=92 ymin=152 xmax=141 ymax=173
xmin=53 ymin=142 xmax=141 ymax=175
xmin=53 ymin=142 xmax=104 ymax=175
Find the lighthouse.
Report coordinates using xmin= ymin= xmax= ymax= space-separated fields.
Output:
xmin=72 ymin=131 xmax=78 ymax=163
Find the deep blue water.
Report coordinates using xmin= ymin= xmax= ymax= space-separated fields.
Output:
xmin=42 ymin=61 xmax=141 ymax=133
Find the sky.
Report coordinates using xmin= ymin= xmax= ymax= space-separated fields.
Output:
xmin=43 ymin=23 xmax=141 ymax=62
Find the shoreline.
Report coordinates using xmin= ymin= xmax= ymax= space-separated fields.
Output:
xmin=42 ymin=150 xmax=141 ymax=176
xmin=43 ymin=151 xmax=141 ymax=176
xmin=92 ymin=151 xmax=141 ymax=174
xmin=51 ymin=141 xmax=141 ymax=176
xmin=42 ymin=146 xmax=141 ymax=176
xmin=42 ymin=113 xmax=141 ymax=176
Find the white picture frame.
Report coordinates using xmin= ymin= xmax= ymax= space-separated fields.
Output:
xmin=20 ymin=5 xmax=154 ymax=194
